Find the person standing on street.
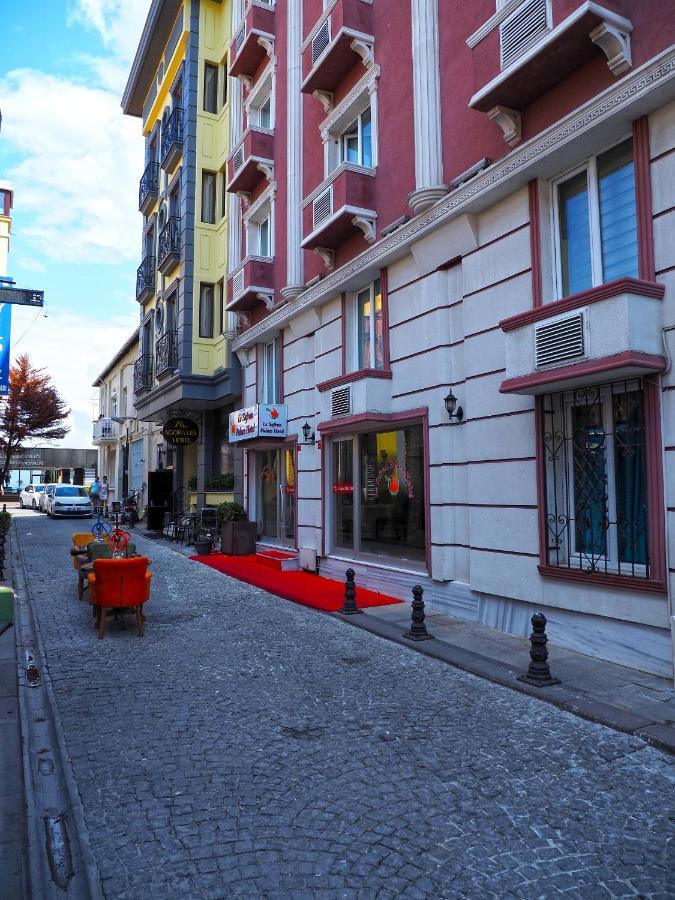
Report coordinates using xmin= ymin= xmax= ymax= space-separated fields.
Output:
xmin=90 ymin=475 xmax=101 ymax=512
xmin=100 ymin=476 xmax=109 ymax=517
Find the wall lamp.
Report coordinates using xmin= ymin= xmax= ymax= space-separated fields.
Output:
xmin=444 ymin=390 xmax=464 ymax=422
xmin=301 ymin=421 xmax=316 ymax=445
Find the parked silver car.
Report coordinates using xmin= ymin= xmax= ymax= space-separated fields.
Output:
xmin=19 ymin=483 xmax=46 ymax=510
xmin=45 ymin=485 xmax=92 ymax=518
xmin=39 ymin=483 xmax=57 ymax=512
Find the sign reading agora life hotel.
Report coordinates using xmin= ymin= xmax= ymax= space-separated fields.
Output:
xmin=229 ymin=404 xmax=287 ymax=443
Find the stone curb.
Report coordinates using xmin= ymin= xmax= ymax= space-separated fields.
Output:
xmin=333 ymin=611 xmax=675 ymax=756
xmin=12 ymin=526 xmax=103 ymax=899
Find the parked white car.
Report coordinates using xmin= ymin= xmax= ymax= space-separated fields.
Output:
xmin=19 ymin=483 xmax=47 ymax=510
xmin=46 ymin=485 xmax=92 ymax=518
xmin=39 ymin=484 xmax=57 ymax=512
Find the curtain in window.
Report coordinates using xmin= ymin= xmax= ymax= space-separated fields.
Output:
xmin=571 ymin=399 xmax=608 ymax=564
xmin=357 ymin=287 xmax=371 ymax=368
xmin=202 ymin=172 xmax=216 ymax=224
xmin=598 ymin=140 xmax=638 ymax=282
xmin=199 ymin=284 xmax=214 ymax=338
xmin=559 ymin=171 xmax=592 ymax=296
xmin=204 ymin=64 xmax=218 ymax=114
xmin=613 ymin=389 xmax=647 ymax=566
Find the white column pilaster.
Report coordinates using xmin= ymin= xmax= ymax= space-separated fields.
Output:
xmin=408 ymin=0 xmax=448 ymax=214
xmin=282 ymin=0 xmax=304 ymax=302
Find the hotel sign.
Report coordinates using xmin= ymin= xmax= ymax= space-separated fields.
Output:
xmin=162 ymin=417 xmax=200 ymax=446
xmin=229 ymin=404 xmax=287 ymax=443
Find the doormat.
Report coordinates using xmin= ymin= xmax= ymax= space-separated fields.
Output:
xmin=189 ymin=554 xmax=403 ymax=613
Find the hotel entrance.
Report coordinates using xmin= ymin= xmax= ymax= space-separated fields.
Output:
xmin=256 ymin=446 xmax=296 ymax=547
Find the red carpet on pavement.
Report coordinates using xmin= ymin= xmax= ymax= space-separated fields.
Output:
xmin=189 ymin=553 xmax=402 ymax=612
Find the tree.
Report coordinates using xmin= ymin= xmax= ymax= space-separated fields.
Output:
xmin=0 ymin=354 xmax=70 ymax=485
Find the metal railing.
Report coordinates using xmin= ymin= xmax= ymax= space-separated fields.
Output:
xmin=156 ymin=331 xmax=178 ymax=377
xmin=92 ymin=417 xmax=118 ymax=442
xmin=136 ymin=255 xmax=156 ymax=299
xmin=133 ymin=354 xmax=154 ymax=394
xmin=161 ymin=108 xmax=184 ymax=165
xmin=158 ymin=217 xmax=180 ymax=268
xmin=139 ymin=161 xmax=160 ymax=209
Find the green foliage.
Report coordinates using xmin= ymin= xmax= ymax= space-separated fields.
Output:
xmin=217 ymin=501 xmax=246 ymax=523
xmin=186 ymin=476 xmax=198 ymax=491
xmin=0 ymin=510 xmax=12 ymax=531
xmin=205 ymin=473 xmax=234 ymax=491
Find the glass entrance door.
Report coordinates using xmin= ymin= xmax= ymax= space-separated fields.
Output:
xmin=257 ymin=447 xmax=296 ymax=547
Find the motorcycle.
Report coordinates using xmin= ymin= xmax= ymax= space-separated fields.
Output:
xmin=120 ymin=491 xmax=140 ymax=525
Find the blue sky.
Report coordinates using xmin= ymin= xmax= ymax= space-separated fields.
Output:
xmin=0 ymin=1 xmax=150 ymax=446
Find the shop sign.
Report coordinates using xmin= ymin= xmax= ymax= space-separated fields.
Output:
xmin=283 ymin=485 xmax=295 ymax=495
xmin=229 ymin=404 xmax=287 ymax=443
xmin=162 ymin=417 xmax=199 ymax=446
xmin=333 ymin=482 xmax=354 ymax=494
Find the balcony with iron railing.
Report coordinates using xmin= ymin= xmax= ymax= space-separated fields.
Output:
xmin=133 ymin=354 xmax=154 ymax=395
xmin=301 ymin=0 xmax=373 ymax=97
xmin=160 ymin=107 xmax=184 ymax=170
xmin=302 ymin=163 xmax=376 ymax=252
xmin=226 ymin=127 xmax=274 ymax=197
xmin=139 ymin=161 xmax=160 ymax=214
xmin=158 ymin=217 xmax=180 ymax=275
xmin=155 ymin=331 xmax=178 ymax=378
xmin=229 ymin=1 xmax=275 ymax=83
xmin=92 ymin=417 xmax=118 ymax=445
xmin=468 ymin=1 xmax=633 ymax=145
xmin=136 ymin=255 xmax=156 ymax=303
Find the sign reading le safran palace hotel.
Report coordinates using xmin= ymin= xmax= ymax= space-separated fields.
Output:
xmin=121 ymin=0 xmax=675 ymax=680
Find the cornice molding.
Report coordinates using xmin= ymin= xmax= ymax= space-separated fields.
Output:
xmin=234 ymin=45 xmax=675 ymax=352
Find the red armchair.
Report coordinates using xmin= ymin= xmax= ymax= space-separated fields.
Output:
xmin=88 ymin=557 xmax=152 ymax=639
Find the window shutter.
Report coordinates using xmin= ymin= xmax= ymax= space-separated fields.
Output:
xmin=535 ymin=313 xmax=585 ymax=369
xmin=500 ymin=0 xmax=550 ymax=69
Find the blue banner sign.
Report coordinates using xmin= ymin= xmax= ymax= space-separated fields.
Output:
xmin=0 ymin=304 xmax=12 ymax=396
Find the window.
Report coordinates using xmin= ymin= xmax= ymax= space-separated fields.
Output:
xmin=340 ymin=106 xmax=372 ymax=167
xmin=332 ymin=426 xmax=426 ymax=563
xmin=258 ymin=94 xmax=272 ymax=129
xmin=347 ymin=278 xmax=385 ymax=371
xmin=542 ymin=380 xmax=649 ymax=578
xmin=259 ymin=338 xmax=280 ymax=404
xmin=217 ymin=279 xmax=224 ymax=335
xmin=221 ymin=168 xmax=227 ymax=222
xmin=204 ymin=63 xmax=218 ymax=113
xmin=256 ymin=215 xmax=271 ymax=257
xmin=222 ymin=56 xmax=229 ymax=107
xmin=554 ymin=139 xmax=638 ymax=298
xmin=199 ymin=283 xmax=214 ymax=338
xmin=201 ymin=171 xmax=216 ymax=224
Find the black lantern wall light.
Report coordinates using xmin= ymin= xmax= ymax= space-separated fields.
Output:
xmin=444 ymin=390 xmax=464 ymax=422
xmin=301 ymin=421 xmax=316 ymax=444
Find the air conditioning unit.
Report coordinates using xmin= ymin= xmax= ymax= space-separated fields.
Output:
xmin=312 ymin=19 xmax=332 ymax=65
xmin=500 ymin=0 xmax=550 ymax=69
xmin=331 ymin=385 xmax=351 ymax=417
xmin=534 ymin=312 xmax=585 ymax=369
xmin=313 ymin=187 xmax=333 ymax=230
xmin=232 ymin=269 xmax=245 ymax=299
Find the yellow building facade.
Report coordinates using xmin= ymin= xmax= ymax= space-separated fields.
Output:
xmin=123 ymin=0 xmax=239 ymax=512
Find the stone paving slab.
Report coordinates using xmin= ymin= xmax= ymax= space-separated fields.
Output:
xmin=15 ymin=516 xmax=675 ymax=899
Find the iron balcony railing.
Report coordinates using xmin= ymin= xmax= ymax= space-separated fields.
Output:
xmin=133 ymin=354 xmax=154 ymax=394
xmin=158 ymin=217 xmax=180 ymax=269
xmin=156 ymin=331 xmax=178 ymax=377
xmin=161 ymin=108 xmax=184 ymax=166
xmin=136 ymin=255 xmax=156 ymax=300
xmin=139 ymin=161 xmax=160 ymax=210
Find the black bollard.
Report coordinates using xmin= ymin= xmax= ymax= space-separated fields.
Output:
xmin=402 ymin=585 xmax=433 ymax=641
xmin=339 ymin=568 xmax=362 ymax=615
xmin=518 ymin=613 xmax=560 ymax=687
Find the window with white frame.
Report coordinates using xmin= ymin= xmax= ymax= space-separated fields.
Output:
xmin=340 ymin=105 xmax=372 ymax=167
xmin=199 ymin=283 xmax=215 ymax=338
xmin=247 ymin=63 xmax=275 ymax=131
xmin=259 ymin=337 xmax=281 ymax=404
xmin=250 ymin=92 xmax=273 ymax=130
xmin=542 ymin=379 xmax=650 ymax=579
xmin=346 ymin=278 xmax=385 ymax=372
xmin=553 ymin=138 xmax=638 ymax=299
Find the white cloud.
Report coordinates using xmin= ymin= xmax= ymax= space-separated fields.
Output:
xmin=1 ymin=68 xmax=143 ymax=263
xmin=9 ymin=306 xmax=135 ymax=448
xmin=68 ymin=0 xmax=150 ymax=69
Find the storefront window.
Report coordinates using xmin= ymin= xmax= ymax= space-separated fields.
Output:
xmin=331 ymin=425 xmax=426 ymax=564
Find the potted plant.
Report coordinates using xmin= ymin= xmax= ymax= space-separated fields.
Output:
xmin=218 ymin=501 xmax=256 ymax=555
xmin=194 ymin=527 xmax=214 ymax=557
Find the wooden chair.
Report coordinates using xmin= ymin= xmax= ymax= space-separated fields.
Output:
xmin=88 ymin=557 xmax=152 ymax=639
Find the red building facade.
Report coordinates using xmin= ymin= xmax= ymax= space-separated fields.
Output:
xmin=228 ymin=0 xmax=675 ymax=679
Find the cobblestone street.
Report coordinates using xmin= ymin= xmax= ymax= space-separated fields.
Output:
xmin=14 ymin=514 xmax=675 ymax=899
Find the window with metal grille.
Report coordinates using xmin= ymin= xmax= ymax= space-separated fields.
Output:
xmin=541 ymin=379 xmax=649 ymax=579
xmin=500 ymin=0 xmax=551 ymax=69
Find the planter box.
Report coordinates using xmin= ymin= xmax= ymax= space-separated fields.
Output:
xmin=221 ymin=521 xmax=257 ymax=556
xmin=194 ymin=540 xmax=213 ymax=556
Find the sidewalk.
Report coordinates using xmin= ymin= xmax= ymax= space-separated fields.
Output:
xmin=0 ymin=621 xmax=26 ymax=899
xmin=147 ymin=529 xmax=675 ymax=755
xmin=341 ymin=602 xmax=675 ymax=755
